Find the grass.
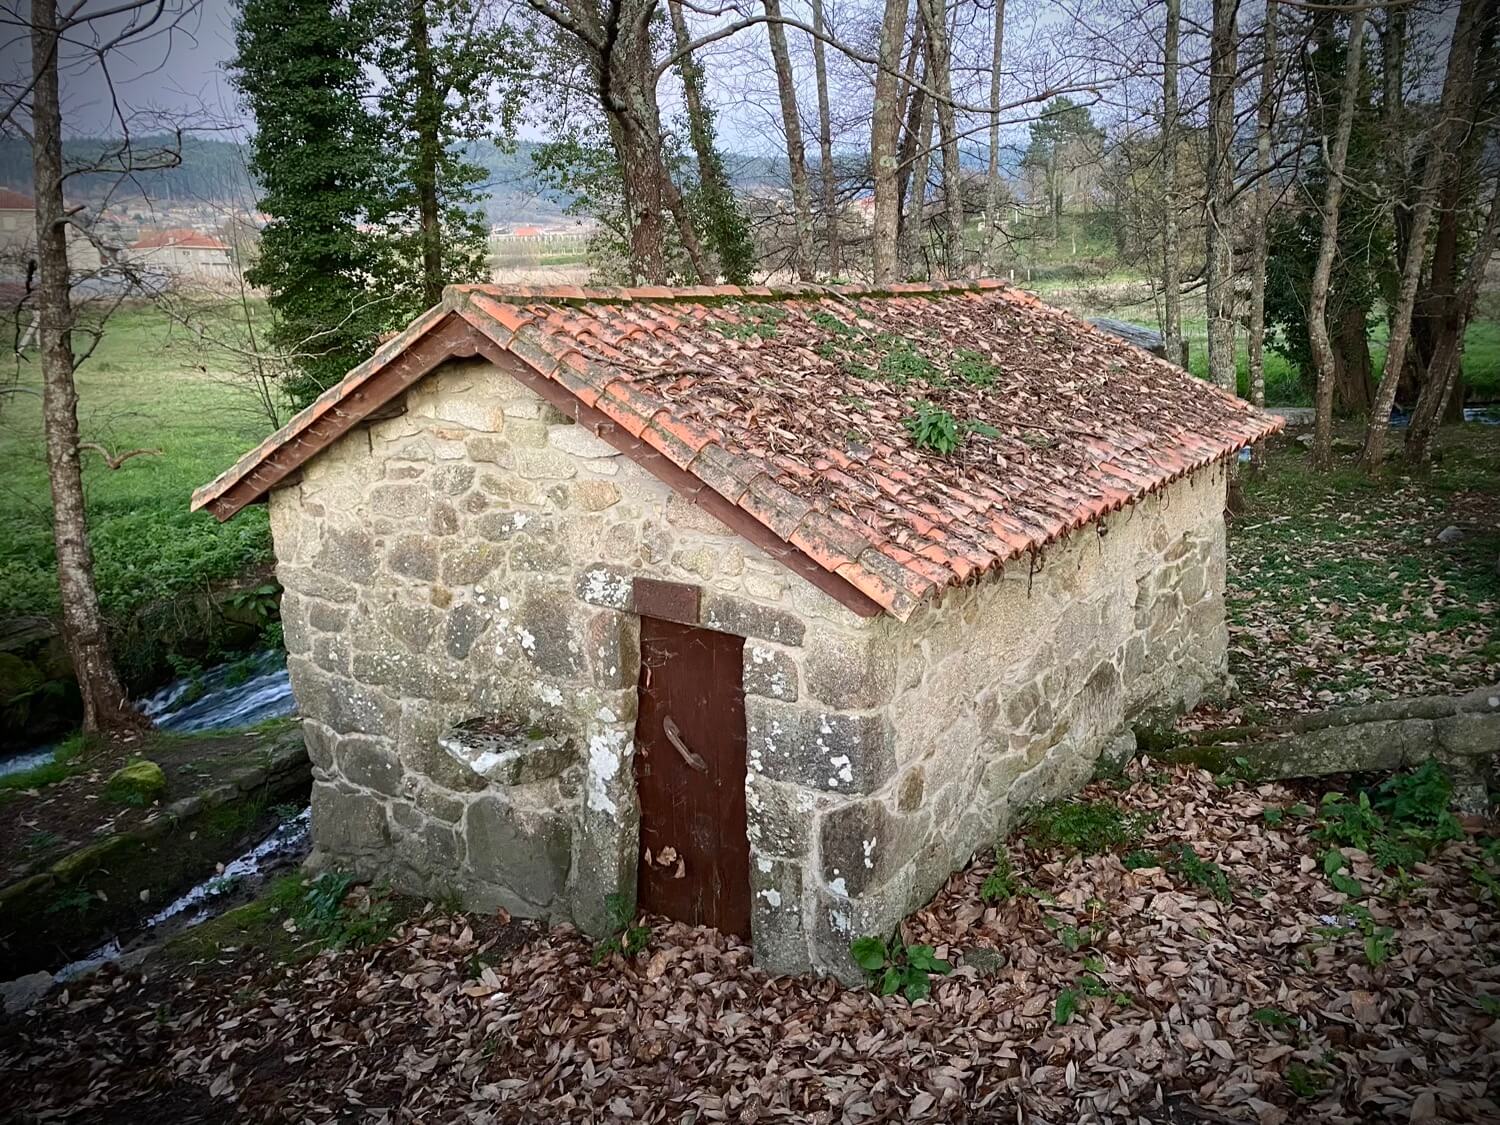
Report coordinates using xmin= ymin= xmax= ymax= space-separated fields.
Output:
xmin=1037 ymin=278 xmax=1500 ymax=407
xmin=0 ymin=302 xmax=278 ymax=674
xmin=1227 ymin=423 xmax=1500 ymax=715
xmin=1022 ymin=799 xmax=1154 ymax=855
xmin=0 ymin=734 xmax=85 ymax=794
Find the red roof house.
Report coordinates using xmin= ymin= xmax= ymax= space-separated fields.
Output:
xmin=194 ymin=280 xmax=1279 ymax=976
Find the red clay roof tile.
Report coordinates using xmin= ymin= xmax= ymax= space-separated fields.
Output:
xmin=193 ymin=280 xmax=1282 ymax=620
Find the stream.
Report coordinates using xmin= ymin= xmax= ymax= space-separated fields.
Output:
xmin=2 ymin=651 xmax=306 ymax=984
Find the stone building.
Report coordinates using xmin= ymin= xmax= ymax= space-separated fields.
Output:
xmin=193 ymin=280 xmax=1278 ymax=976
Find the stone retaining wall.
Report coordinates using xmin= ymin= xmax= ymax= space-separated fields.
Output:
xmin=274 ymin=357 xmax=1229 ymax=975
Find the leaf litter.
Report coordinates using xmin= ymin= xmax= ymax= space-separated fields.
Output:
xmin=4 ymin=763 xmax=1497 ymax=1123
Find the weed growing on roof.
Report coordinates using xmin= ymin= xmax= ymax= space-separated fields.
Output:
xmin=851 ymin=932 xmax=952 ymax=1001
xmin=707 ymin=304 xmax=786 ymax=340
xmin=811 ymin=310 xmax=857 ymax=335
xmin=952 ymin=347 xmax=1000 ymax=386
xmin=877 ymin=337 xmax=939 ymax=384
xmin=1022 ymin=799 xmax=1154 ymax=855
xmin=903 ymin=403 xmax=961 ymax=454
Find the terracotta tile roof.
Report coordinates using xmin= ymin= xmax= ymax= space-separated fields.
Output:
xmin=130 ymin=228 xmax=229 ymax=251
xmin=193 ymin=280 xmax=1280 ymax=620
xmin=0 ymin=187 xmax=32 ymax=210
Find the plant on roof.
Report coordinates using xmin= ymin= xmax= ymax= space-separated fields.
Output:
xmin=904 ymin=402 xmax=961 ymax=454
xmin=953 ymin=348 xmax=1000 ymax=387
xmin=877 ymin=337 xmax=939 ymax=384
xmin=811 ymin=310 xmax=857 ymax=335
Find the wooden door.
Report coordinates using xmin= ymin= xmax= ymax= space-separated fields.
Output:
xmin=633 ymin=615 xmax=750 ymax=937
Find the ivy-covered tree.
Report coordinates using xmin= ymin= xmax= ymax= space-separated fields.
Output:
xmin=1264 ymin=8 xmax=1389 ymax=416
xmin=367 ymin=0 xmax=528 ymax=310
xmin=234 ymin=0 xmax=525 ymax=408
xmin=233 ymin=0 xmax=393 ymax=408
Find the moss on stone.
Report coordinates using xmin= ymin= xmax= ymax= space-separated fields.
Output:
xmin=104 ymin=759 xmax=168 ymax=806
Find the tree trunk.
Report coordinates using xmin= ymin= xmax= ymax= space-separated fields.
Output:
xmin=894 ymin=19 xmax=927 ymax=275
xmin=1309 ymin=9 xmax=1366 ymax=470
xmin=901 ymin=80 xmax=936 ymax=277
xmin=763 ymin=0 xmax=815 ymax=280
xmin=1358 ymin=0 xmax=1485 ymax=472
xmin=810 ymin=0 xmax=840 ymax=277
xmin=1247 ymin=0 xmax=1277 ymax=411
xmin=409 ymin=0 xmax=444 ymax=307
xmin=667 ymin=0 xmax=735 ymax=280
xmin=30 ymin=0 xmax=145 ymax=737
xmin=1333 ymin=304 xmax=1375 ymax=414
xmin=1161 ymin=0 xmax=1182 ymax=365
xmin=1205 ymin=0 xmax=1240 ymax=396
xmin=1406 ymin=175 xmax=1500 ymax=463
xmin=918 ymin=0 xmax=964 ymax=277
xmin=983 ymin=0 xmax=1006 ymax=271
xmin=871 ymin=0 xmax=909 ymax=284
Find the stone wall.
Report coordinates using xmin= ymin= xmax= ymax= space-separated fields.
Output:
xmin=269 ymin=354 xmax=1229 ymax=978
xmin=785 ymin=467 xmax=1229 ymax=976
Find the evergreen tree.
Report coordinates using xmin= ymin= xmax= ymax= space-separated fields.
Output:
xmin=232 ymin=0 xmax=393 ymax=408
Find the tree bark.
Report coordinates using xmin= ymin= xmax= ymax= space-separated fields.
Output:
xmin=918 ymin=0 xmax=964 ymax=277
xmin=871 ymin=0 xmax=909 ymax=284
xmin=1358 ymin=0 xmax=1485 ymax=472
xmin=1161 ymin=0 xmax=1182 ymax=365
xmin=1205 ymin=0 xmax=1240 ymax=395
xmin=1309 ymin=9 xmax=1367 ymax=470
xmin=410 ymin=0 xmax=444 ymax=307
xmin=901 ymin=77 xmax=936 ymax=277
xmin=1405 ymin=174 xmax=1500 ymax=464
xmin=763 ymin=0 xmax=815 ymax=280
xmin=1247 ymin=0 xmax=1277 ymax=411
xmin=810 ymin=0 xmax=840 ymax=277
xmin=30 ymin=0 xmax=146 ymax=737
xmin=667 ymin=0 xmax=733 ymax=280
xmin=982 ymin=0 xmax=1006 ymax=271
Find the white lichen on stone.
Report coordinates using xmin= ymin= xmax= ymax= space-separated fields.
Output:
xmin=759 ymin=888 xmax=782 ymax=907
xmin=828 ymin=875 xmax=847 ymax=896
xmin=580 ymin=566 xmax=631 ymax=609
xmin=585 ymin=729 xmax=629 ymax=815
xmin=862 ymin=837 xmax=877 ymax=869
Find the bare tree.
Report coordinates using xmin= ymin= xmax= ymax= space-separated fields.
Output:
xmin=16 ymin=0 xmax=184 ymax=736
xmin=1161 ymin=0 xmax=1182 ymax=365
xmin=1404 ymin=174 xmax=1500 ymax=465
xmin=871 ymin=0 xmax=910 ymax=284
xmin=1358 ymin=0 xmax=1486 ymax=472
xmin=1246 ymin=0 xmax=1277 ymax=412
xmin=982 ymin=0 xmax=1007 ymax=271
xmin=918 ymin=0 xmax=963 ymax=276
xmin=810 ymin=0 xmax=839 ymax=276
xmin=1204 ymin=0 xmax=1240 ymax=395
xmin=763 ymin=0 xmax=815 ymax=279
xmin=1309 ymin=8 xmax=1367 ymax=471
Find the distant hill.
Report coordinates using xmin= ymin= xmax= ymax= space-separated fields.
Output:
xmin=0 ymin=134 xmax=794 ymax=225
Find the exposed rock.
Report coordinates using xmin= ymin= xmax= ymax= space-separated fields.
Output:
xmin=104 ymin=759 xmax=167 ymax=806
xmin=0 ymin=971 xmax=53 ymax=1014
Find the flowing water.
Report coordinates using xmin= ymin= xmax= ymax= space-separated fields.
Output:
xmin=2 ymin=651 xmax=306 ymax=982
xmin=0 ymin=650 xmax=295 ymax=779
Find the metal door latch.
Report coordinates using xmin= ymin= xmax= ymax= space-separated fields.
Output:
xmin=662 ymin=716 xmax=708 ymax=772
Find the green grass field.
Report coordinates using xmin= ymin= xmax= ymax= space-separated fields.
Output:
xmin=0 ymin=303 xmax=275 ymax=641
xmin=1038 ymin=282 xmax=1500 ymax=408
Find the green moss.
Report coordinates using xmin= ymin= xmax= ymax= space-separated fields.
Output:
xmin=1022 ymin=799 xmax=1155 ymax=855
xmin=104 ymin=759 xmax=168 ymax=806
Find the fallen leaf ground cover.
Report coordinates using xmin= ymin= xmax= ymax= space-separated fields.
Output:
xmin=6 ymin=763 xmax=1497 ymax=1124
xmin=1221 ymin=423 xmax=1500 ymax=723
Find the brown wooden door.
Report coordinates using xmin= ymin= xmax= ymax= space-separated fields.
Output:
xmin=633 ymin=616 xmax=750 ymax=937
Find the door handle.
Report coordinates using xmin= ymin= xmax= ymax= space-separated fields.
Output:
xmin=662 ymin=716 xmax=708 ymax=772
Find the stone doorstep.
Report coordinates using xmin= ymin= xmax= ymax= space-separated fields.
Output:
xmin=0 ymin=744 xmax=314 ymax=907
